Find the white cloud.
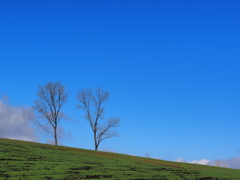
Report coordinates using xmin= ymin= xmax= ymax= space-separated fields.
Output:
xmin=0 ymin=100 xmax=38 ymax=142
xmin=175 ymin=158 xmax=210 ymax=166
xmin=209 ymin=157 xmax=240 ymax=169
xmin=175 ymin=157 xmax=240 ymax=169
xmin=190 ymin=159 xmax=210 ymax=165
xmin=176 ymin=157 xmax=187 ymax=162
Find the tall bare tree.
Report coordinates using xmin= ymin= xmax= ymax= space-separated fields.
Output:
xmin=76 ymin=87 xmax=120 ymax=151
xmin=34 ymin=82 xmax=68 ymax=145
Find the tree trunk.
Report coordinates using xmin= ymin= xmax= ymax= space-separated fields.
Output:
xmin=94 ymin=131 xmax=97 ymax=151
xmin=54 ymin=126 xmax=58 ymax=146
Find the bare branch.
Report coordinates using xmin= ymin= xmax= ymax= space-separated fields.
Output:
xmin=37 ymin=122 xmax=54 ymax=137
xmin=33 ymin=81 xmax=68 ymax=145
xmin=76 ymin=87 xmax=120 ymax=151
xmin=97 ymin=117 xmax=120 ymax=142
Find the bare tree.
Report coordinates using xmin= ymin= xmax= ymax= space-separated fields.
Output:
xmin=76 ymin=87 xmax=120 ymax=151
xmin=34 ymin=82 xmax=68 ymax=146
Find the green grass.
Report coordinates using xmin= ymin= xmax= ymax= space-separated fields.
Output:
xmin=0 ymin=138 xmax=240 ymax=179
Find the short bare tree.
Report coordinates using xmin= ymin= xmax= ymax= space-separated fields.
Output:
xmin=34 ymin=82 xmax=68 ymax=146
xmin=76 ymin=87 xmax=120 ymax=151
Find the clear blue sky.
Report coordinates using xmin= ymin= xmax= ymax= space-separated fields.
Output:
xmin=1 ymin=1 xmax=240 ymax=163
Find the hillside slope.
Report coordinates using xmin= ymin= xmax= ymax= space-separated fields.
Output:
xmin=0 ymin=138 xmax=240 ymax=179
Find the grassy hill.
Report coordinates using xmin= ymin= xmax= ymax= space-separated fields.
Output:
xmin=0 ymin=138 xmax=240 ymax=179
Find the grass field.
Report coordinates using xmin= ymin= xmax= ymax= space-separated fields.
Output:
xmin=0 ymin=138 xmax=240 ymax=179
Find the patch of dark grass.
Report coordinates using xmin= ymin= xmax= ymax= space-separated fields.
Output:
xmin=44 ymin=176 xmax=54 ymax=180
xmin=70 ymin=166 xmax=93 ymax=170
xmin=85 ymin=174 xmax=113 ymax=179
xmin=0 ymin=159 xmax=15 ymax=161
xmin=197 ymin=178 xmax=220 ymax=180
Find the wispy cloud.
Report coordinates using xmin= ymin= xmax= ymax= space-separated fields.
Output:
xmin=145 ymin=152 xmax=151 ymax=158
xmin=35 ymin=117 xmax=73 ymax=145
xmin=99 ymin=148 xmax=114 ymax=153
xmin=176 ymin=157 xmax=187 ymax=163
xmin=175 ymin=157 xmax=240 ymax=169
xmin=209 ymin=157 xmax=240 ymax=169
xmin=0 ymin=100 xmax=38 ymax=142
xmin=190 ymin=159 xmax=210 ymax=165
xmin=46 ymin=139 xmax=64 ymax=146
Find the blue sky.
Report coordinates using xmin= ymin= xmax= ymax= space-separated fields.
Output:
xmin=1 ymin=0 xmax=240 ymax=164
